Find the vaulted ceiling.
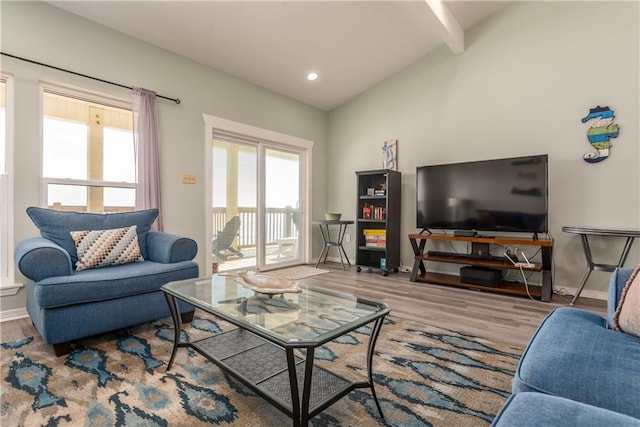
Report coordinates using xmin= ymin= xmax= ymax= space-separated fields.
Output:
xmin=47 ymin=1 xmax=509 ymax=111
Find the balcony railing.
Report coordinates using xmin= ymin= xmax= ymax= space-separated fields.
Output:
xmin=213 ymin=207 xmax=299 ymax=247
xmin=48 ymin=204 xmax=299 ymax=248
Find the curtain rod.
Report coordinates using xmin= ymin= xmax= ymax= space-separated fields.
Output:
xmin=1 ymin=51 xmax=181 ymax=104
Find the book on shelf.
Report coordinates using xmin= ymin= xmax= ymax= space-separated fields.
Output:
xmin=373 ymin=207 xmax=386 ymax=220
xmin=364 ymin=229 xmax=386 ymax=247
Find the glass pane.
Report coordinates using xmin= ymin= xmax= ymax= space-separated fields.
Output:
xmin=104 ymin=187 xmax=135 ymax=211
xmin=104 ymin=127 xmax=135 ymax=183
xmin=48 ymin=184 xmax=134 ymax=213
xmin=212 ymin=139 xmax=257 ymax=273
xmin=265 ymin=148 xmax=300 ymax=266
xmin=43 ymin=118 xmax=87 ymax=179
xmin=48 ymin=184 xmax=86 ymax=210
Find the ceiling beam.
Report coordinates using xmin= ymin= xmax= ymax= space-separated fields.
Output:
xmin=424 ymin=0 xmax=465 ymax=54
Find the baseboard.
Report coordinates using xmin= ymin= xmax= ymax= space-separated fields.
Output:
xmin=0 ymin=307 xmax=28 ymax=322
xmin=555 ymin=286 xmax=607 ymax=301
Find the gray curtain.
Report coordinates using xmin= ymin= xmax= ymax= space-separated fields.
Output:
xmin=133 ymin=87 xmax=163 ymax=231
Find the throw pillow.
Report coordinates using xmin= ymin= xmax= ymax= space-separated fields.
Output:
xmin=26 ymin=207 xmax=158 ymax=264
xmin=612 ymin=265 xmax=640 ymax=337
xmin=71 ymin=226 xmax=144 ymax=271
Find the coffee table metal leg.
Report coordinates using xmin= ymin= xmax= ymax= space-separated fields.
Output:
xmin=301 ymin=347 xmax=315 ymax=427
xmin=163 ymin=292 xmax=182 ymax=371
xmin=286 ymin=348 xmax=302 ymax=427
xmin=367 ymin=316 xmax=386 ymax=420
xmin=285 ymin=346 xmax=315 ymax=427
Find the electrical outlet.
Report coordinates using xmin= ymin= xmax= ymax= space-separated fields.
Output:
xmin=345 ymin=234 xmax=351 ymax=242
xmin=182 ymin=174 xmax=196 ymax=184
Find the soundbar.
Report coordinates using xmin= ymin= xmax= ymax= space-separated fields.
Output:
xmin=453 ymin=230 xmax=477 ymax=237
xmin=427 ymin=250 xmax=504 ymax=261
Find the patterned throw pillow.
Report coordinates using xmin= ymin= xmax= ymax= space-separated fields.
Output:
xmin=71 ymin=226 xmax=144 ymax=271
xmin=613 ymin=265 xmax=640 ymax=337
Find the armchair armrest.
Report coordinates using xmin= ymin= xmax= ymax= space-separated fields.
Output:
xmin=14 ymin=237 xmax=73 ymax=282
xmin=608 ymin=267 xmax=634 ymax=324
xmin=146 ymin=232 xmax=197 ymax=263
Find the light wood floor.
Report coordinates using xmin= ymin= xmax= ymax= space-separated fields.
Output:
xmin=299 ymin=263 xmax=607 ymax=348
xmin=1 ymin=263 xmax=607 ymax=349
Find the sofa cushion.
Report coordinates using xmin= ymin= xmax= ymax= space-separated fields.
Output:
xmin=71 ymin=226 xmax=144 ymax=271
xmin=513 ymin=307 xmax=640 ymax=418
xmin=613 ymin=265 xmax=640 ymax=337
xmin=33 ymin=260 xmax=199 ymax=308
xmin=27 ymin=207 xmax=158 ymax=265
xmin=491 ymin=393 xmax=640 ymax=427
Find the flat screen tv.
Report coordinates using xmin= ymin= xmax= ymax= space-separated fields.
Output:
xmin=416 ymin=154 xmax=548 ymax=235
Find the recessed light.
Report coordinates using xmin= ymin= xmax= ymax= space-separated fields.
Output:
xmin=306 ymin=72 xmax=318 ymax=81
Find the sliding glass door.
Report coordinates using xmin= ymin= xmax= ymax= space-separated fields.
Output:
xmin=264 ymin=148 xmax=301 ymax=268
xmin=211 ymin=138 xmax=303 ymax=273
xmin=211 ymin=139 xmax=257 ymax=272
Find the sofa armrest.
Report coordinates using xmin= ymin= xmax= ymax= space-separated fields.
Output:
xmin=14 ymin=237 xmax=73 ymax=282
xmin=146 ymin=232 xmax=197 ymax=263
xmin=608 ymin=267 xmax=635 ymax=323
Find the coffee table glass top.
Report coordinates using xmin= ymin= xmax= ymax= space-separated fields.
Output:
xmin=162 ymin=274 xmax=389 ymax=346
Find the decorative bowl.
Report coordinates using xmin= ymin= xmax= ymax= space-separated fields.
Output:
xmin=236 ymin=272 xmax=302 ymax=297
xmin=325 ymin=213 xmax=342 ymax=221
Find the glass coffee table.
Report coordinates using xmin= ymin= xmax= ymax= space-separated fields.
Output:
xmin=161 ymin=274 xmax=390 ymax=427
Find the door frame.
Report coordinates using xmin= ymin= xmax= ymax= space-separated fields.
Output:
xmin=202 ymin=113 xmax=314 ymax=272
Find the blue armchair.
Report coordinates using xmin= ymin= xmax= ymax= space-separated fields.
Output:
xmin=15 ymin=207 xmax=199 ymax=356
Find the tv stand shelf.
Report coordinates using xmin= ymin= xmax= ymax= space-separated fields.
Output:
xmin=408 ymin=234 xmax=553 ymax=301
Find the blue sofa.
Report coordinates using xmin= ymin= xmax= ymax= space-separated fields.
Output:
xmin=492 ymin=267 xmax=640 ymax=426
xmin=15 ymin=207 xmax=199 ymax=356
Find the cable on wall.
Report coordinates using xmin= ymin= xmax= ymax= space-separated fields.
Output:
xmin=1 ymin=51 xmax=181 ymax=105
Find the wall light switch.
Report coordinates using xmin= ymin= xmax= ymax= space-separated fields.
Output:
xmin=182 ymin=174 xmax=196 ymax=184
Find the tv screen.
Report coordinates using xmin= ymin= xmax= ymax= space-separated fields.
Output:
xmin=416 ymin=154 xmax=548 ymax=234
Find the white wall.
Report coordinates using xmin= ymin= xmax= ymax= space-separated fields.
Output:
xmin=328 ymin=1 xmax=640 ymax=297
xmin=0 ymin=1 xmax=329 ymax=311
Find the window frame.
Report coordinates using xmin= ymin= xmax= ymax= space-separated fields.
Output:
xmin=40 ymin=84 xmax=136 ymax=213
xmin=0 ymin=73 xmax=20 ymax=295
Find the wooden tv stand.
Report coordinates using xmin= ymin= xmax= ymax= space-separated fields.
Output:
xmin=408 ymin=233 xmax=553 ymax=302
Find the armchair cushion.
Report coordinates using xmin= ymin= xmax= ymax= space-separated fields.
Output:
xmin=26 ymin=207 xmax=158 ymax=265
xmin=33 ymin=260 xmax=198 ymax=308
xmin=71 ymin=225 xmax=144 ymax=271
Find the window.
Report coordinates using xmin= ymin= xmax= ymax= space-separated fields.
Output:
xmin=42 ymin=88 xmax=135 ymax=213
xmin=1 ymin=75 xmax=16 ymax=291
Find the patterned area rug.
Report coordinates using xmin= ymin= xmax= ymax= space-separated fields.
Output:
xmin=1 ymin=313 xmax=522 ymax=426
xmin=266 ymin=265 xmax=331 ymax=280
